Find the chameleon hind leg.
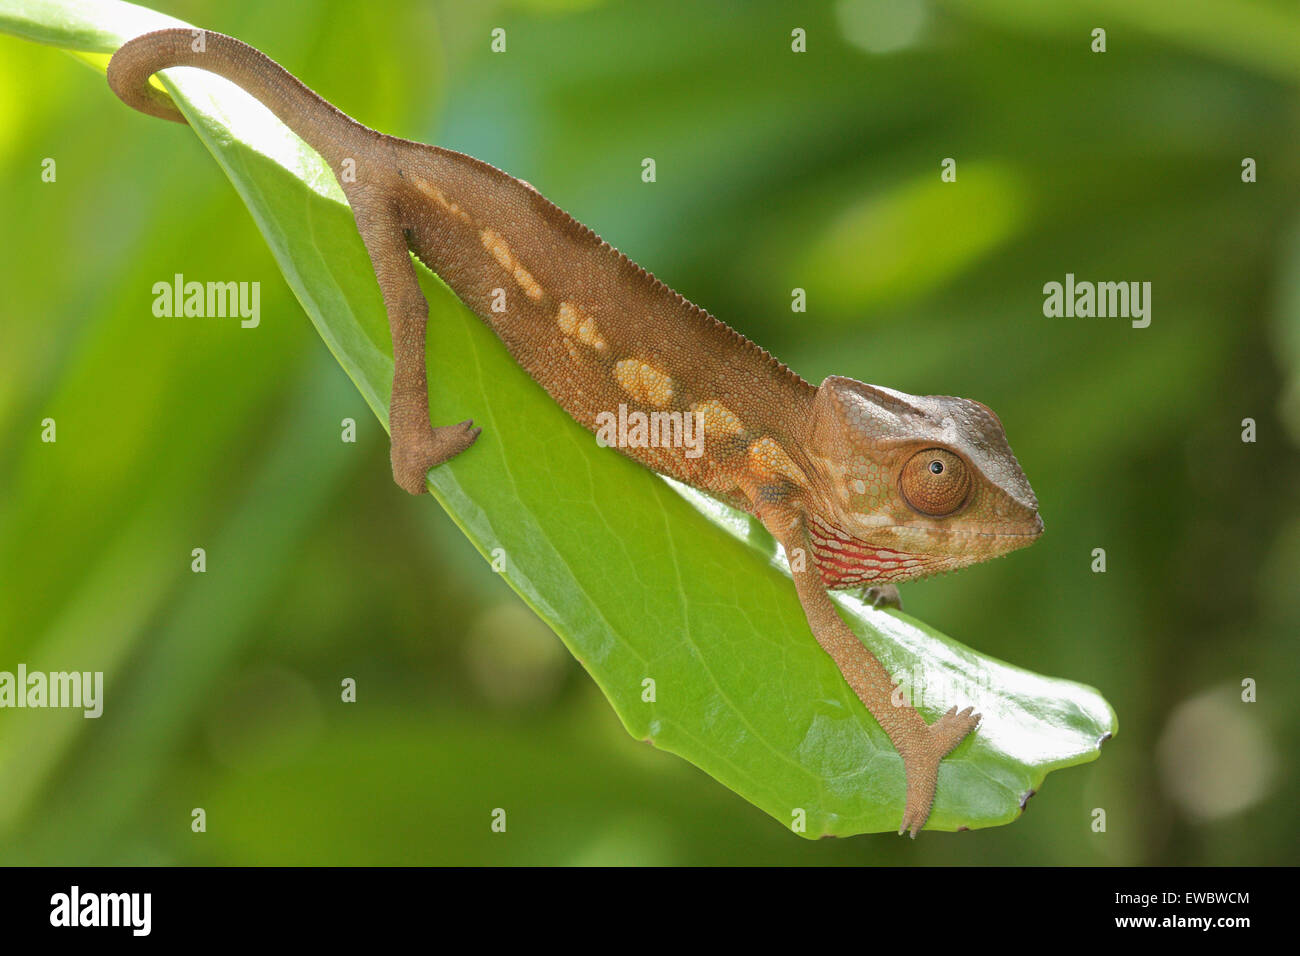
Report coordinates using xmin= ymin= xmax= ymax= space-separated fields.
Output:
xmin=354 ymin=208 xmax=481 ymax=494
xmin=767 ymin=512 xmax=980 ymax=836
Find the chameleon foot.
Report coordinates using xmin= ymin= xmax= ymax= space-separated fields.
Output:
xmin=897 ymin=705 xmax=981 ymax=837
xmin=391 ymin=419 xmax=482 ymax=494
xmin=862 ymin=584 xmax=902 ymax=610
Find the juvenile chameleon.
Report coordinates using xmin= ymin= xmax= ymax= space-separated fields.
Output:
xmin=107 ymin=28 xmax=1043 ymax=836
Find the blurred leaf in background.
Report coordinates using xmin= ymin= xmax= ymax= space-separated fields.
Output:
xmin=0 ymin=0 xmax=1297 ymax=864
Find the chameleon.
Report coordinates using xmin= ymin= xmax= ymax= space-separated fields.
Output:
xmin=106 ymin=28 xmax=1043 ymax=836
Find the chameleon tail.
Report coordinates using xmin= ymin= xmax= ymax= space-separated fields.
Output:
xmin=106 ymin=28 xmax=371 ymax=168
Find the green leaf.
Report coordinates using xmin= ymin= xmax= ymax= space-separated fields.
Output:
xmin=2 ymin=0 xmax=1116 ymax=837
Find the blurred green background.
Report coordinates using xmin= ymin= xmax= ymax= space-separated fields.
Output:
xmin=1 ymin=0 xmax=1298 ymax=865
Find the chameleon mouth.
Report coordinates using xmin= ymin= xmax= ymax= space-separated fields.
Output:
xmin=905 ymin=524 xmax=1043 ymax=540
xmin=900 ymin=511 xmax=1044 ymax=540
xmin=808 ymin=511 xmax=1041 ymax=588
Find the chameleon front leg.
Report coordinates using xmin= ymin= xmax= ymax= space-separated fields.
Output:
xmin=766 ymin=511 xmax=980 ymax=836
xmin=353 ymin=209 xmax=481 ymax=494
xmin=858 ymin=583 xmax=903 ymax=610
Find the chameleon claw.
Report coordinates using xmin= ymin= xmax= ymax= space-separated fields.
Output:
xmin=864 ymin=584 xmax=902 ymax=610
xmin=391 ymin=419 xmax=482 ymax=494
xmin=930 ymin=705 xmax=981 ymax=753
xmin=897 ymin=802 xmax=924 ymax=838
xmin=895 ymin=704 xmax=981 ymax=836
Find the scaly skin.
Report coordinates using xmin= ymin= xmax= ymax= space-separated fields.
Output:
xmin=106 ymin=28 xmax=1044 ymax=835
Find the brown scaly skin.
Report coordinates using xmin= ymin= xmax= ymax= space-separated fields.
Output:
xmin=107 ymin=28 xmax=1044 ymax=836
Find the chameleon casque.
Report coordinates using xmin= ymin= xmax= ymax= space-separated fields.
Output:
xmin=107 ymin=28 xmax=1043 ymax=836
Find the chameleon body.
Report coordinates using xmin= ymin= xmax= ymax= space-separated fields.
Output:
xmin=107 ymin=29 xmax=1043 ymax=836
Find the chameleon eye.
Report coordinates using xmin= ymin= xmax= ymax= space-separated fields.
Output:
xmin=900 ymin=448 xmax=971 ymax=517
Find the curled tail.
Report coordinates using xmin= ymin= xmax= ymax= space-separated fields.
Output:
xmin=106 ymin=28 xmax=371 ymax=168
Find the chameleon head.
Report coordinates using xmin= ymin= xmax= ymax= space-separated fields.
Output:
xmin=803 ymin=376 xmax=1043 ymax=587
